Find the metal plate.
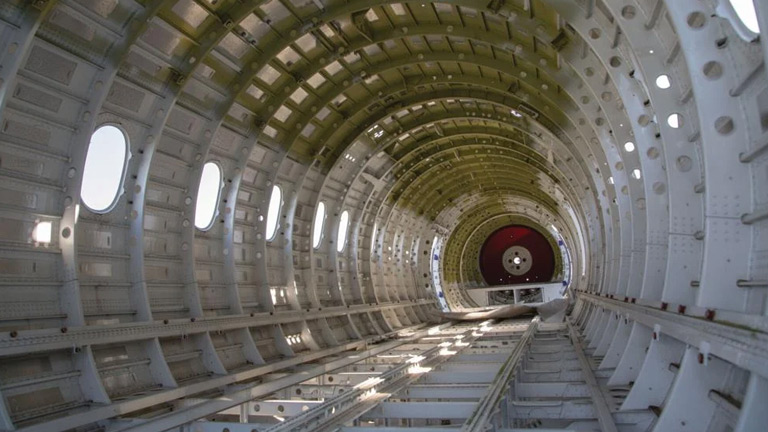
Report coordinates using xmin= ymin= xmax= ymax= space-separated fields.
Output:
xmin=478 ymin=225 xmax=555 ymax=285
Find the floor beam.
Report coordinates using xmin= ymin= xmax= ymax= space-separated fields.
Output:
xmin=566 ymin=318 xmax=618 ymax=432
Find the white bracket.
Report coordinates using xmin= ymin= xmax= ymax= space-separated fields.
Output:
xmin=699 ymin=341 xmax=711 ymax=366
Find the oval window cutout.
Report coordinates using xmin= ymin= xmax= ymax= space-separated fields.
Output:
xmin=336 ymin=210 xmax=350 ymax=253
xmin=312 ymin=201 xmax=326 ymax=249
xmin=194 ymin=162 xmax=222 ymax=230
xmin=266 ymin=185 xmax=282 ymax=241
xmin=81 ymin=125 xmax=128 ymax=213
xmin=371 ymin=223 xmax=378 ymax=254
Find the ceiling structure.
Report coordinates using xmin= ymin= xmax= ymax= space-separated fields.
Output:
xmin=0 ymin=0 xmax=766 ymax=431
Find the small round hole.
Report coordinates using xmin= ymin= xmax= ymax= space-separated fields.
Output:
xmin=687 ymin=12 xmax=706 ymax=29
xmin=609 ymin=56 xmax=622 ymax=68
xmin=621 ymin=5 xmax=636 ymax=19
xmin=714 ymin=116 xmax=734 ymax=135
xmin=589 ymin=28 xmax=601 ymax=39
xmin=676 ymin=155 xmax=693 ymax=172
xmin=655 ymin=75 xmax=671 ymax=89
xmin=703 ymin=61 xmax=723 ymax=80
xmin=667 ymin=113 xmax=683 ymax=129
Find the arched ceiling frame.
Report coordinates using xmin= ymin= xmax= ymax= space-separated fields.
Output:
xmin=388 ymin=168 xmax=561 ymax=219
xmin=159 ymin=0 xmax=632 ymax=320
xmin=384 ymin=143 xmax=566 ymax=208
xmin=363 ymin=122 xmax=598 ymax=237
xmin=243 ymin=25 xmax=621 ymax=169
xmin=236 ymin=60 xmax=616 ymax=306
xmin=280 ymin=48 xmax=628 ymax=274
xmin=309 ymin=89 xmax=609 ymax=249
xmin=328 ymin=94 xmax=603 ymax=220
